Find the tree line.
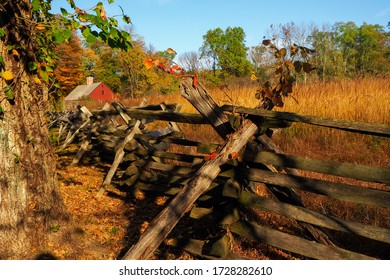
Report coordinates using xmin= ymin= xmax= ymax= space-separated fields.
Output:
xmin=55 ymin=20 xmax=389 ymax=100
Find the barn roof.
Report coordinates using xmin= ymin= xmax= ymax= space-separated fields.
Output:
xmin=64 ymin=82 xmax=102 ymax=101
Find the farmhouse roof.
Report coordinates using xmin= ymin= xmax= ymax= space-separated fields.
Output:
xmin=64 ymin=82 xmax=102 ymax=101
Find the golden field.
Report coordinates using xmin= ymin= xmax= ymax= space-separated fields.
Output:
xmin=124 ymin=76 xmax=390 ymax=167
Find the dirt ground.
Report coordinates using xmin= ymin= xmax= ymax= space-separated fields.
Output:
xmin=54 ymin=147 xmax=302 ymax=260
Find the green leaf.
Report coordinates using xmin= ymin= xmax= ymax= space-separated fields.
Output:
xmin=62 ymin=29 xmax=72 ymax=40
xmin=79 ymin=14 xmax=93 ymax=23
xmin=27 ymin=62 xmax=38 ymax=71
xmin=5 ymin=86 xmax=14 ymax=101
xmin=109 ymin=27 xmax=118 ymax=38
xmin=82 ymin=27 xmax=91 ymax=37
xmin=0 ymin=28 xmax=5 ymax=38
xmin=98 ymin=31 xmax=108 ymax=42
xmin=14 ymin=154 xmax=21 ymax=164
xmin=91 ymin=30 xmax=99 ymax=37
xmin=67 ymin=0 xmax=76 ymax=9
xmin=107 ymin=37 xmax=116 ymax=48
xmin=86 ymin=34 xmax=96 ymax=44
xmin=50 ymin=225 xmax=60 ymax=232
xmin=109 ymin=17 xmax=118 ymax=27
xmin=60 ymin=8 xmax=68 ymax=16
xmin=122 ymin=15 xmax=131 ymax=24
xmin=0 ymin=106 xmax=3 ymax=114
xmin=0 ymin=55 xmax=4 ymax=70
xmin=38 ymin=69 xmax=49 ymax=83
xmin=31 ymin=0 xmax=41 ymax=12
xmin=44 ymin=66 xmax=54 ymax=73
xmin=52 ymin=30 xmax=65 ymax=43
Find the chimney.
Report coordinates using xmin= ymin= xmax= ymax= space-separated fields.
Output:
xmin=86 ymin=76 xmax=94 ymax=85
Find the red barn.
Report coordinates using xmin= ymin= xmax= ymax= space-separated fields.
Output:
xmin=64 ymin=77 xmax=118 ymax=109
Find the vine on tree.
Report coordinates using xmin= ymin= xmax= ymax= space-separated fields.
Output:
xmin=253 ymin=39 xmax=316 ymax=110
xmin=0 ymin=0 xmax=133 ymax=112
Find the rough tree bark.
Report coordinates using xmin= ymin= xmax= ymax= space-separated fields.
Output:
xmin=0 ymin=1 xmax=69 ymax=259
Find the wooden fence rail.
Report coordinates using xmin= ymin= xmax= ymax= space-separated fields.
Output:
xmin=221 ymin=105 xmax=390 ymax=137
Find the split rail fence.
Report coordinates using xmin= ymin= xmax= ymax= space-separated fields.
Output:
xmin=49 ymin=77 xmax=390 ymax=260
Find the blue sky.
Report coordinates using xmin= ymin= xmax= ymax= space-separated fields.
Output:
xmin=51 ymin=0 xmax=390 ymax=55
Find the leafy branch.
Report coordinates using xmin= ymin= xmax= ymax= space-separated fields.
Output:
xmin=253 ymin=39 xmax=316 ymax=109
xmin=143 ymin=48 xmax=199 ymax=87
xmin=30 ymin=0 xmax=132 ymax=82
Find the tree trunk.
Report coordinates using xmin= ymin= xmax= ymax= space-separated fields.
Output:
xmin=0 ymin=2 xmax=69 ymax=259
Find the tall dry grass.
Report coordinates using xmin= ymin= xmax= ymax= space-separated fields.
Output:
xmin=126 ymin=76 xmax=390 ymax=122
xmin=123 ymin=76 xmax=389 ymax=166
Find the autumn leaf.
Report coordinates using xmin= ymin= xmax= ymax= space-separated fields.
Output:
xmin=290 ymin=44 xmax=298 ymax=56
xmin=143 ymin=59 xmax=154 ymax=69
xmin=275 ymin=83 xmax=282 ymax=92
xmin=100 ymin=6 xmax=107 ymax=20
xmin=293 ymin=61 xmax=302 ymax=73
xmin=262 ymin=39 xmax=271 ymax=46
xmin=285 ymin=61 xmax=293 ymax=68
xmin=255 ymin=89 xmax=261 ymax=100
xmin=170 ymin=64 xmax=180 ymax=71
xmin=229 ymin=152 xmax=238 ymax=159
xmin=279 ymin=48 xmax=287 ymax=57
xmin=157 ymin=61 xmax=167 ymax=71
xmin=12 ymin=49 xmax=20 ymax=57
xmin=122 ymin=15 xmax=131 ymax=24
xmin=166 ymin=48 xmax=177 ymax=54
xmin=34 ymin=77 xmax=42 ymax=85
xmin=169 ymin=64 xmax=180 ymax=74
xmin=303 ymin=62 xmax=315 ymax=73
xmin=36 ymin=24 xmax=45 ymax=31
xmin=204 ymin=153 xmax=217 ymax=161
xmin=272 ymin=96 xmax=284 ymax=107
xmin=250 ymin=72 xmax=258 ymax=81
xmin=192 ymin=73 xmax=198 ymax=88
xmin=2 ymin=70 xmax=13 ymax=81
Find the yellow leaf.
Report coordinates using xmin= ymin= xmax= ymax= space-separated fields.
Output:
xmin=250 ymin=72 xmax=258 ymax=81
xmin=2 ymin=71 xmax=13 ymax=81
xmin=34 ymin=77 xmax=42 ymax=85
xmin=36 ymin=24 xmax=45 ymax=31
xmin=12 ymin=49 xmax=20 ymax=57
xmin=279 ymin=48 xmax=287 ymax=57
xmin=166 ymin=48 xmax=177 ymax=54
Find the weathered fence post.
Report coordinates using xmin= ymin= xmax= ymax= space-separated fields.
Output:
xmin=122 ymin=119 xmax=259 ymax=259
xmin=97 ymin=101 xmax=146 ymax=197
xmin=59 ymin=106 xmax=93 ymax=151
xmin=121 ymin=78 xmax=260 ymax=259
xmin=180 ymin=77 xmax=232 ymax=139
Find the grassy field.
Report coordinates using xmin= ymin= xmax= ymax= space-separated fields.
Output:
xmin=124 ymin=76 xmax=390 ymax=166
